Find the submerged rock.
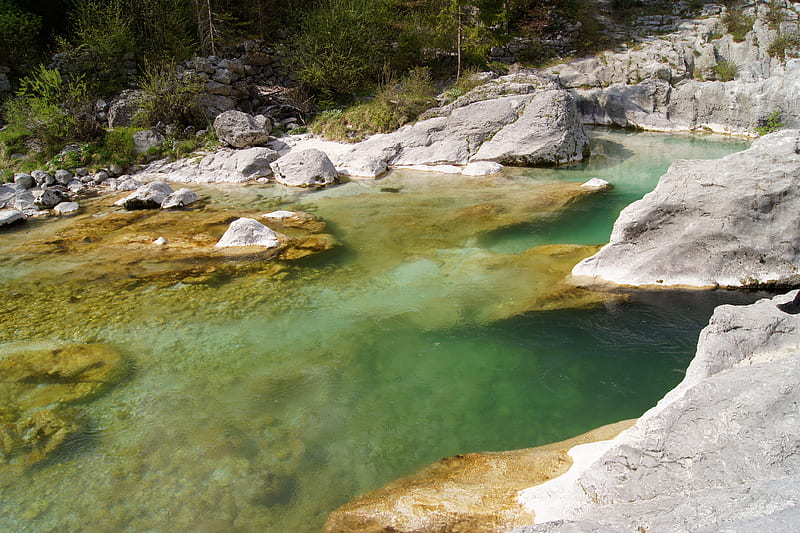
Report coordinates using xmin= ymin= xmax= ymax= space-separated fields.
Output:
xmin=270 ymin=148 xmax=338 ymax=187
xmin=516 ymin=291 xmax=800 ymax=532
xmin=1 ymin=408 xmax=82 ymax=466
xmin=572 ymin=130 xmax=800 ymax=288
xmin=0 ymin=343 xmax=125 ymax=409
xmin=216 ymin=217 xmax=281 ymax=248
xmin=325 ymin=421 xmax=633 ymax=533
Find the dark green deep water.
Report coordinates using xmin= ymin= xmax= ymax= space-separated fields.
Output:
xmin=0 ymin=129 xmax=764 ymax=532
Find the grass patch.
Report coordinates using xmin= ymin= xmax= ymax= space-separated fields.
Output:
xmin=714 ymin=59 xmax=738 ymax=81
xmin=768 ymin=32 xmax=800 ymax=62
xmin=723 ymin=7 xmax=754 ymax=42
xmin=311 ymin=67 xmax=437 ymax=143
xmin=755 ymin=110 xmax=784 ymax=136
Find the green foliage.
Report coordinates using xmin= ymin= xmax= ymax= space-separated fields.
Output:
xmin=723 ymin=7 xmax=754 ymax=42
xmin=290 ymin=0 xmax=394 ymax=95
xmin=133 ymin=62 xmax=207 ymax=128
xmin=767 ymin=32 xmax=800 ymax=62
xmin=440 ymin=68 xmax=485 ymax=103
xmin=3 ymin=66 xmax=99 ymax=156
xmin=766 ymin=0 xmax=786 ymax=29
xmin=70 ymin=0 xmax=135 ymax=59
xmin=100 ymin=127 xmax=138 ymax=167
xmin=755 ymin=110 xmax=784 ymax=136
xmin=311 ymin=67 xmax=437 ymax=142
xmin=0 ymin=124 xmax=32 ymax=158
xmin=714 ymin=59 xmax=738 ymax=81
xmin=0 ymin=0 xmax=42 ymax=68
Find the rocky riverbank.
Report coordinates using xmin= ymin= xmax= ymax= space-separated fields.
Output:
xmin=514 ymin=290 xmax=800 ymax=532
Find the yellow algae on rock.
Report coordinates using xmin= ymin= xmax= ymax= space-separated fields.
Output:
xmin=324 ymin=420 xmax=635 ymax=533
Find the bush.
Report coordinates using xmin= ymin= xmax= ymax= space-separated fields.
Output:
xmin=0 ymin=0 xmax=42 ymax=69
xmin=290 ymin=0 xmax=393 ymax=96
xmin=767 ymin=32 xmax=800 ymax=62
xmin=766 ymin=0 xmax=786 ymax=29
xmin=99 ymin=127 xmax=138 ymax=167
xmin=133 ymin=62 xmax=207 ymax=128
xmin=311 ymin=67 xmax=436 ymax=142
xmin=2 ymin=66 xmax=100 ymax=156
xmin=714 ymin=59 xmax=738 ymax=81
xmin=755 ymin=110 xmax=784 ymax=136
xmin=723 ymin=7 xmax=754 ymax=42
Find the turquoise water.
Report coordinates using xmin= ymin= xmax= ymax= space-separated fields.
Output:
xmin=0 ymin=129 xmax=758 ymax=532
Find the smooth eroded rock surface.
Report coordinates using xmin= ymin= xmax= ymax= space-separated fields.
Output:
xmin=270 ymin=148 xmax=338 ymax=187
xmin=515 ymin=291 xmax=800 ymax=533
xmin=214 ymin=110 xmax=271 ymax=148
xmin=572 ymin=130 xmax=800 ymax=288
xmin=216 ymin=217 xmax=280 ymax=248
xmin=116 ymin=181 xmax=174 ymax=210
xmin=325 ymin=420 xmax=634 ymax=533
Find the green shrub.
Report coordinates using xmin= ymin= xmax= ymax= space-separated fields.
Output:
xmin=311 ymin=67 xmax=436 ymax=142
xmin=290 ymin=0 xmax=394 ymax=96
xmin=3 ymin=66 xmax=99 ymax=157
xmin=767 ymin=32 xmax=800 ymax=61
xmin=755 ymin=110 xmax=784 ymax=136
xmin=723 ymin=7 xmax=754 ymax=42
xmin=133 ymin=62 xmax=207 ymax=128
xmin=99 ymin=127 xmax=138 ymax=167
xmin=0 ymin=0 xmax=42 ymax=69
xmin=714 ymin=59 xmax=738 ymax=81
xmin=0 ymin=124 xmax=32 ymax=158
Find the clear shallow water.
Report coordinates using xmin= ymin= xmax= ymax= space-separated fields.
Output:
xmin=0 ymin=129 xmax=759 ymax=532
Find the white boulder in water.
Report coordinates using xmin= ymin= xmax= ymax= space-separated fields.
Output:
xmin=215 ymin=217 xmax=280 ymax=248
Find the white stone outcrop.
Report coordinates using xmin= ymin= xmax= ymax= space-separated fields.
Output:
xmin=515 ymin=291 xmax=800 ymax=532
xmin=270 ymin=148 xmax=339 ymax=187
xmin=340 ymin=87 xmax=588 ymax=169
xmin=571 ymin=130 xmax=800 ymax=288
xmin=215 ymin=217 xmax=280 ymax=248
xmin=138 ymin=147 xmax=279 ymax=183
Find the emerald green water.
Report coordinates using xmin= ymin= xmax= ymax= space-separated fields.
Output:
xmin=0 ymin=129 xmax=757 ymax=532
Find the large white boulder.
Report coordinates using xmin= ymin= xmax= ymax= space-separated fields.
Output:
xmin=270 ymin=148 xmax=339 ymax=187
xmin=515 ymin=291 xmax=800 ymax=532
xmin=571 ymin=130 xmax=800 ymax=288
xmin=0 ymin=209 xmax=25 ymax=227
xmin=213 ymin=110 xmax=271 ymax=148
xmin=471 ymin=90 xmax=589 ymax=165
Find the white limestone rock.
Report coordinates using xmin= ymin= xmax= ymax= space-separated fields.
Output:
xmin=0 ymin=209 xmax=25 ymax=227
xmin=270 ymin=148 xmax=338 ymax=187
xmin=133 ymin=130 xmax=165 ymax=155
xmin=580 ymin=178 xmax=611 ymax=191
xmin=215 ymin=217 xmax=280 ymax=248
xmin=572 ymin=130 xmax=800 ymax=288
xmin=515 ymin=291 xmax=800 ymax=533
xmin=161 ymin=188 xmax=199 ymax=209
xmin=53 ymin=202 xmax=79 ymax=216
xmin=471 ymin=90 xmax=589 ymax=165
xmin=138 ymin=147 xmax=279 ymax=184
xmin=462 ymin=161 xmax=503 ymax=176
xmin=214 ymin=110 xmax=271 ymax=148
xmin=115 ymin=181 xmax=174 ymax=210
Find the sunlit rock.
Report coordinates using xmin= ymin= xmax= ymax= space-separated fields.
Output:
xmin=53 ymin=202 xmax=80 ymax=216
xmin=116 ymin=181 xmax=174 ymax=210
xmin=516 ymin=291 xmax=800 ymax=532
xmin=463 ymin=161 xmax=503 ymax=176
xmin=271 ymin=148 xmax=339 ymax=187
xmin=572 ymin=131 xmax=800 ymax=288
xmin=325 ymin=421 xmax=633 ymax=533
xmin=161 ymin=188 xmax=200 ymax=209
xmin=580 ymin=178 xmax=611 ymax=191
xmin=216 ymin=217 xmax=281 ymax=248
xmin=0 ymin=209 xmax=25 ymax=227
